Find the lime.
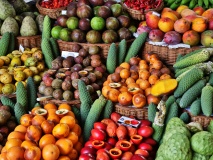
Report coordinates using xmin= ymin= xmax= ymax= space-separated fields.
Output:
xmin=66 ymin=17 xmax=79 ymax=30
xmin=59 ymin=28 xmax=71 ymax=42
xmin=91 ymin=17 xmax=105 ymax=31
xmin=51 ymin=26 xmax=63 ymax=39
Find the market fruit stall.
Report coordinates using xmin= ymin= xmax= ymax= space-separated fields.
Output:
xmin=0 ymin=0 xmax=212 ymax=159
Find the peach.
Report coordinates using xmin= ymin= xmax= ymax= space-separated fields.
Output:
xmin=182 ymin=30 xmax=200 ymax=46
xmin=145 ymin=11 xmax=160 ymax=29
xmin=176 ymin=5 xmax=189 ymax=14
xmin=180 ymin=8 xmax=196 ymax=17
xmin=174 ymin=18 xmax=191 ymax=33
xmin=161 ymin=11 xmax=179 ymax=22
xmin=161 ymin=7 xmax=172 ymax=14
xmin=138 ymin=21 xmax=147 ymax=27
xmin=193 ymin=6 xmax=205 ymax=16
xmin=158 ymin=17 xmax=175 ymax=32
xmin=148 ymin=29 xmax=164 ymax=42
xmin=201 ymin=30 xmax=213 ymax=47
xmin=183 ymin=15 xmax=198 ymax=22
xmin=192 ymin=17 xmax=208 ymax=32
xmin=202 ymin=8 xmax=213 ymax=20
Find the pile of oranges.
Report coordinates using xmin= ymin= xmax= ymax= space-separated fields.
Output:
xmin=0 ymin=103 xmax=82 ymax=160
xmin=102 ymin=53 xmax=173 ymax=108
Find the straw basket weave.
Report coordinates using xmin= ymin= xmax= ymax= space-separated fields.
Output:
xmin=16 ymin=35 xmax=42 ymax=48
xmin=57 ymin=39 xmax=134 ymax=59
xmin=36 ymin=0 xmax=66 ymax=19
xmin=121 ymin=2 xmax=164 ymax=21
xmin=115 ymin=104 xmax=148 ymax=120
xmin=186 ymin=111 xmax=213 ymax=128
xmin=142 ymin=42 xmax=201 ymax=66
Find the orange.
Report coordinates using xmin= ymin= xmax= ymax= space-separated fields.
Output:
xmin=67 ymin=132 xmax=78 ymax=145
xmin=47 ymin=114 xmax=60 ymax=124
xmin=55 ymin=138 xmax=73 ymax=155
xmin=52 ymin=123 xmax=70 ymax=139
xmin=0 ymin=153 xmax=7 ymax=160
xmin=21 ymin=140 xmax=37 ymax=150
xmin=127 ymin=83 xmax=140 ymax=89
xmin=47 ymin=108 xmax=57 ymax=115
xmin=68 ymin=149 xmax=78 ymax=160
xmin=60 ymin=116 xmax=76 ymax=130
xmin=44 ymin=103 xmax=57 ymax=110
xmin=139 ymin=63 xmax=149 ymax=70
xmin=58 ymin=156 xmax=70 ymax=160
xmin=71 ymin=124 xmax=82 ymax=137
xmin=120 ymin=69 xmax=131 ymax=79
xmin=136 ymin=79 xmax=143 ymax=85
xmin=103 ymin=80 xmax=111 ymax=86
xmin=132 ymin=93 xmax=147 ymax=108
xmin=6 ymin=146 xmax=25 ymax=160
xmin=160 ymin=74 xmax=172 ymax=80
xmin=125 ymin=77 xmax=135 ymax=85
xmin=41 ymin=120 xmax=55 ymax=134
xmin=139 ymin=79 xmax=151 ymax=90
xmin=73 ymin=142 xmax=83 ymax=153
xmin=24 ymin=145 xmax=41 ymax=160
xmin=1 ymin=147 xmax=7 ymax=154
xmin=14 ymin=125 xmax=27 ymax=133
xmin=26 ymin=125 xmax=42 ymax=143
xmin=31 ymin=115 xmax=46 ymax=126
xmin=39 ymin=134 xmax=56 ymax=149
xmin=152 ymin=60 xmax=163 ymax=70
xmin=5 ymin=138 xmax=22 ymax=150
xmin=118 ymin=92 xmax=132 ymax=106
xmin=118 ymin=85 xmax=128 ymax=93
xmin=20 ymin=114 xmax=33 ymax=127
xmin=130 ymin=71 xmax=139 ymax=80
xmin=66 ymin=111 xmax=75 ymax=118
xmin=42 ymin=144 xmax=60 ymax=160
xmin=7 ymin=131 xmax=25 ymax=141
xmin=145 ymin=87 xmax=152 ymax=96
xmin=148 ymin=74 xmax=159 ymax=85
xmin=58 ymin=103 xmax=71 ymax=111
xmin=102 ymin=85 xmax=111 ymax=98
xmin=31 ymin=106 xmax=42 ymax=116
xmin=139 ymin=70 xmax=150 ymax=80
xmin=107 ymin=88 xmax=120 ymax=102
xmin=120 ymin=62 xmax=130 ymax=70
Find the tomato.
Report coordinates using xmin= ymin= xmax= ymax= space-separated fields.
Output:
xmin=94 ymin=122 xmax=107 ymax=131
xmin=135 ymin=149 xmax=149 ymax=158
xmin=91 ymin=129 xmax=106 ymax=141
xmin=107 ymin=137 xmax=117 ymax=147
xmin=140 ymin=119 xmax=151 ymax=127
xmin=80 ymin=147 xmax=96 ymax=156
xmin=103 ymin=142 xmax=113 ymax=151
xmin=138 ymin=143 xmax=153 ymax=151
xmin=137 ymin=126 xmax=153 ymax=138
xmin=79 ymin=153 xmax=95 ymax=160
xmin=84 ymin=140 xmax=93 ymax=147
xmin=130 ymin=154 xmax=146 ymax=160
xmin=142 ymin=138 xmax=157 ymax=146
xmin=96 ymin=151 xmax=110 ymax=160
xmin=110 ymin=112 xmax=121 ymax=122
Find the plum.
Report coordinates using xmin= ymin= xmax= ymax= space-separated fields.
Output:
xmin=163 ymin=31 xmax=182 ymax=45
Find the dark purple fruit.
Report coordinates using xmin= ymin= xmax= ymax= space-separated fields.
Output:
xmin=79 ymin=48 xmax=89 ymax=57
xmin=102 ymin=29 xmax=118 ymax=43
xmin=78 ymin=18 xmax=91 ymax=31
xmin=74 ymin=56 xmax=84 ymax=64
xmin=71 ymin=29 xmax=86 ymax=43
xmin=89 ymin=0 xmax=104 ymax=6
xmin=86 ymin=30 xmax=102 ymax=44
xmin=80 ymin=76 xmax=90 ymax=85
xmin=117 ymin=15 xmax=131 ymax=28
xmin=104 ymin=0 xmax=117 ymax=8
xmin=77 ymin=5 xmax=92 ymax=18
xmin=77 ymin=0 xmax=90 ymax=7
xmin=72 ymin=64 xmax=83 ymax=72
xmin=118 ymin=27 xmax=132 ymax=40
xmin=97 ymin=6 xmax=112 ymax=19
xmin=71 ymin=71 xmax=80 ymax=80
xmin=67 ymin=2 xmax=77 ymax=17
xmin=106 ymin=17 xmax=119 ymax=30
xmin=57 ymin=15 xmax=68 ymax=27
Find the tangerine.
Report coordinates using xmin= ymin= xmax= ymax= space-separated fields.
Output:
xmin=160 ymin=74 xmax=171 ymax=80
xmin=47 ymin=114 xmax=60 ymax=124
xmin=0 ymin=153 xmax=7 ymax=160
xmin=125 ymin=77 xmax=135 ymax=85
xmin=55 ymin=138 xmax=73 ymax=155
xmin=7 ymin=131 xmax=25 ymax=141
xmin=148 ymin=74 xmax=159 ymax=85
xmin=42 ymin=144 xmax=60 ymax=160
xmin=118 ymin=86 xmax=128 ymax=93
xmin=20 ymin=114 xmax=33 ymax=127
xmin=68 ymin=149 xmax=78 ymax=160
xmin=67 ymin=132 xmax=78 ymax=145
xmin=107 ymin=88 xmax=120 ymax=102
xmin=39 ymin=134 xmax=56 ymax=149
xmin=44 ymin=103 xmax=57 ymax=110
xmin=139 ymin=70 xmax=150 ymax=80
xmin=118 ymin=92 xmax=132 ymax=106
xmin=6 ymin=146 xmax=25 ymax=160
xmin=60 ymin=116 xmax=76 ymax=129
xmin=21 ymin=140 xmax=37 ymax=150
xmin=58 ymin=156 xmax=71 ymax=160
xmin=58 ymin=103 xmax=71 ymax=111
xmin=139 ymin=80 xmax=151 ymax=90
xmin=14 ymin=125 xmax=27 ymax=133
xmin=120 ymin=62 xmax=130 ymax=70
xmin=132 ymin=93 xmax=147 ymax=108
xmin=71 ymin=124 xmax=82 ymax=137
xmin=120 ymin=68 xmax=131 ymax=79
xmin=26 ymin=125 xmax=42 ymax=142
xmin=5 ymin=138 xmax=22 ymax=150
xmin=102 ymin=85 xmax=111 ymax=98
xmin=31 ymin=115 xmax=46 ymax=126
xmin=41 ymin=120 xmax=55 ymax=134
xmin=52 ymin=123 xmax=70 ymax=139
xmin=24 ymin=145 xmax=41 ymax=160
xmin=130 ymin=71 xmax=139 ymax=80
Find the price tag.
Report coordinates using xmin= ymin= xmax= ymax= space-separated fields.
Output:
xmin=61 ymin=10 xmax=67 ymax=15
xmin=152 ymin=11 xmax=160 ymax=17
xmin=61 ymin=51 xmax=79 ymax=58
xmin=133 ymin=32 xmax=139 ymax=38
xmin=19 ymin=44 xmax=24 ymax=53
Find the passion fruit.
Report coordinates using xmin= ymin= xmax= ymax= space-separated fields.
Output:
xmin=78 ymin=70 xmax=88 ymax=77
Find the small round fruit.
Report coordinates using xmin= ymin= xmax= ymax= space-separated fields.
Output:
xmin=91 ymin=17 xmax=105 ymax=30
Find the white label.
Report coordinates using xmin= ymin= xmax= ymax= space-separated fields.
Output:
xmin=19 ymin=44 xmax=24 ymax=53
xmin=61 ymin=51 xmax=79 ymax=58
xmin=133 ymin=32 xmax=139 ymax=38
xmin=61 ymin=10 xmax=67 ymax=15
xmin=152 ymin=11 xmax=160 ymax=17
xmin=115 ymin=0 xmax=121 ymax=2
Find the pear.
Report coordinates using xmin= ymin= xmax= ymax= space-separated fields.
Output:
xmin=20 ymin=16 xmax=38 ymax=36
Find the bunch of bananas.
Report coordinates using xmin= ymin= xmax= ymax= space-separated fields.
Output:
xmin=164 ymin=0 xmax=213 ymax=10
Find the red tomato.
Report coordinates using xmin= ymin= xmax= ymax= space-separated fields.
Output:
xmin=91 ymin=129 xmax=106 ymax=141
xmin=94 ymin=122 xmax=107 ymax=131
xmin=110 ymin=112 xmax=121 ymax=122
xmin=142 ymin=138 xmax=157 ymax=146
xmin=140 ymin=119 xmax=151 ymax=127
xmin=107 ymin=137 xmax=117 ymax=147
xmin=137 ymin=126 xmax=153 ymax=138
xmin=138 ymin=143 xmax=153 ymax=151
xmin=135 ymin=149 xmax=149 ymax=158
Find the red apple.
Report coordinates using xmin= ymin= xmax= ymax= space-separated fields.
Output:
xmin=148 ymin=29 xmax=164 ymax=42
xmin=135 ymin=149 xmax=149 ymax=158
xmin=208 ymin=18 xmax=213 ymax=29
xmin=145 ymin=11 xmax=160 ymax=29
xmin=193 ymin=6 xmax=205 ymax=16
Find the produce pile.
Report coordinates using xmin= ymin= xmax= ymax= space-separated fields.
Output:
xmin=0 ymin=0 xmax=44 ymax=36
xmin=51 ymin=0 xmax=137 ymax=43
xmin=137 ymin=5 xmax=213 ymax=47
xmin=39 ymin=0 xmax=73 ymax=9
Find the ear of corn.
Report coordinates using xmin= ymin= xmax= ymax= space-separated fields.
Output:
xmin=174 ymin=68 xmax=204 ymax=98
xmin=173 ymin=49 xmax=211 ymax=69
xmin=179 ymin=79 xmax=206 ymax=108
xmin=201 ymin=84 xmax=213 ymax=117
xmin=106 ymin=43 xmax=117 ymax=74
xmin=124 ymin=32 xmax=147 ymax=63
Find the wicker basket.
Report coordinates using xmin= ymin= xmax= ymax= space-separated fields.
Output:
xmin=122 ymin=2 xmax=164 ymax=21
xmin=16 ymin=35 xmax=42 ymax=48
xmin=39 ymin=99 xmax=81 ymax=107
xmin=36 ymin=0 xmax=66 ymax=19
xmin=115 ymin=104 xmax=148 ymax=120
xmin=57 ymin=39 xmax=134 ymax=59
xmin=142 ymin=42 xmax=201 ymax=66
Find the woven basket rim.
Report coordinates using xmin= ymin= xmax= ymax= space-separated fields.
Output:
xmin=36 ymin=0 xmax=66 ymax=12
xmin=115 ymin=104 xmax=148 ymax=111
